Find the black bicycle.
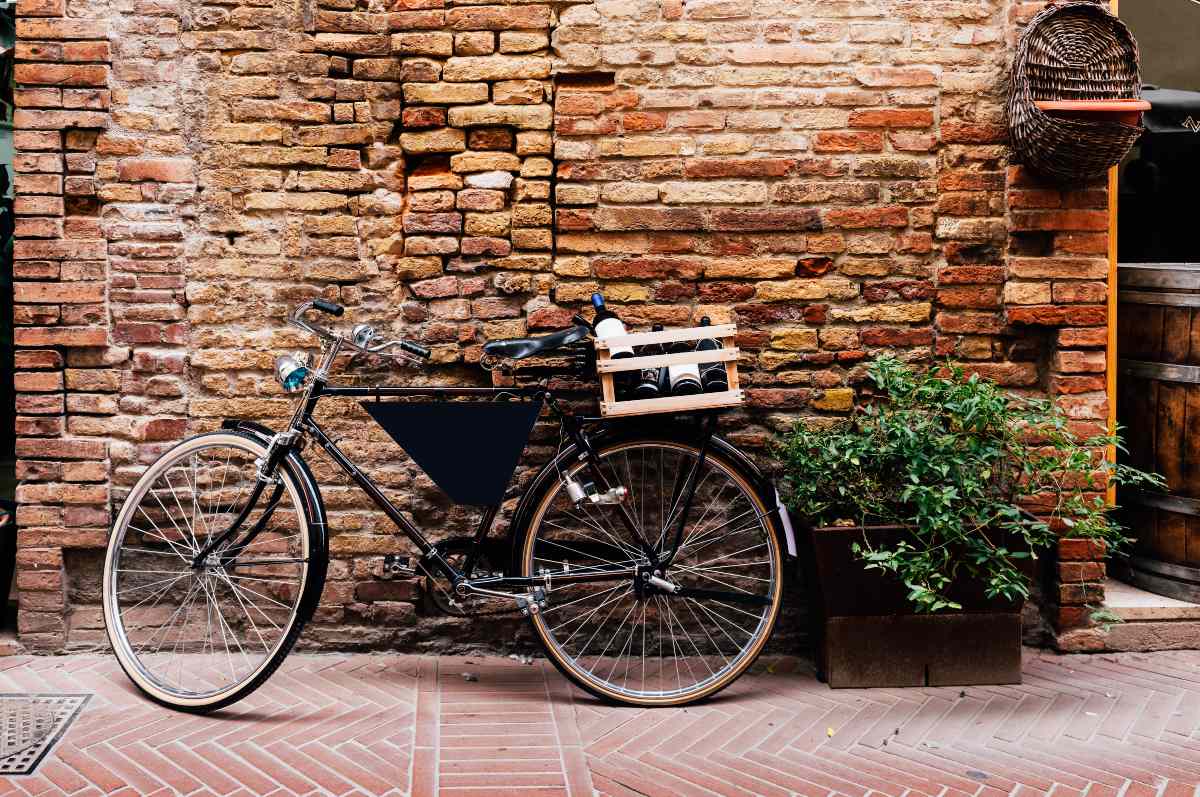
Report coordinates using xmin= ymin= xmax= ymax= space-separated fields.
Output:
xmin=102 ymin=298 xmax=789 ymax=711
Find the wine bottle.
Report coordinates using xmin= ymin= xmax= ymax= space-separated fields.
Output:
xmin=668 ymin=327 xmax=702 ymax=396
xmin=592 ymin=294 xmax=635 ymax=398
xmin=696 ymin=316 xmax=729 ymax=393
xmin=591 ymin=294 xmax=632 ymax=356
xmin=634 ymin=323 xmax=665 ymax=400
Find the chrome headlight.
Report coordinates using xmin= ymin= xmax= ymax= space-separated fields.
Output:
xmin=274 ymin=353 xmax=310 ymax=392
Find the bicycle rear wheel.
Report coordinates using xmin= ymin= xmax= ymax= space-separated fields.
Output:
xmin=103 ymin=431 xmax=319 ymax=712
xmin=517 ymin=436 xmax=783 ymax=706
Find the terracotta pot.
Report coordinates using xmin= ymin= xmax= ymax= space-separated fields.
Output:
xmin=804 ymin=523 xmax=1023 ymax=688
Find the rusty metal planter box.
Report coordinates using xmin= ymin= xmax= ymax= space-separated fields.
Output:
xmin=806 ymin=524 xmax=1023 ymax=688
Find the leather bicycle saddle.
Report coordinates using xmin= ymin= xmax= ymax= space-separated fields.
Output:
xmin=482 ymin=325 xmax=589 ymax=360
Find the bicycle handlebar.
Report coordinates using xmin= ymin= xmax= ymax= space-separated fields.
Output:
xmin=397 ymin=339 xmax=432 ymax=359
xmin=311 ymin=298 xmax=344 ymax=317
xmin=288 ymin=300 xmax=432 ymax=362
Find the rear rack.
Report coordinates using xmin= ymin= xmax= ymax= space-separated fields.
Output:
xmin=594 ymin=323 xmax=744 ymax=417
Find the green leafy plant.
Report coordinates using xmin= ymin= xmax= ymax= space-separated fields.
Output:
xmin=1088 ymin=605 xmax=1123 ymax=633
xmin=779 ymin=356 xmax=1163 ymax=613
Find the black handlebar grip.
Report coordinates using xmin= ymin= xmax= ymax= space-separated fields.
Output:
xmin=400 ymin=340 xmax=432 ymax=359
xmin=312 ymin=299 xmax=344 ymax=317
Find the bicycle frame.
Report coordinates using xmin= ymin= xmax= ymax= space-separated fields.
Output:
xmin=196 ymin=333 xmax=720 ymax=604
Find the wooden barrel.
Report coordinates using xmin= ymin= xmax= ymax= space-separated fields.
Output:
xmin=1117 ymin=263 xmax=1200 ymax=603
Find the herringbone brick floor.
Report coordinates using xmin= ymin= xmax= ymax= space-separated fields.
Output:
xmin=0 ymin=649 xmax=1197 ymax=796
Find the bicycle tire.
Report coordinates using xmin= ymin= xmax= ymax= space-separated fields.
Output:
xmin=103 ymin=431 xmax=325 ymax=713
xmin=514 ymin=432 xmax=784 ymax=707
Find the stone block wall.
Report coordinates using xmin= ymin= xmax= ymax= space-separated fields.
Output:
xmin=10 ymin=0 xmax=1129 ymax=653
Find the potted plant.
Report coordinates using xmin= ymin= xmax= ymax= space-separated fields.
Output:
xmin=779 ymin=357 xmax=1162 ymax=688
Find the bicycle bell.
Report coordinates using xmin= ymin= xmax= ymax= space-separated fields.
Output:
xmin=351 ymin=323 xmax=377 ymax=349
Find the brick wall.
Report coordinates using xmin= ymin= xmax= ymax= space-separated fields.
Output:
xmin=11 ymin=0 xmax=1122 ymax=653
xmin=11 ymin=0 xmax=112 ymax=650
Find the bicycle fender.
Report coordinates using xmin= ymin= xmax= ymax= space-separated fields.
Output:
xmin=219 ymin=419 xmax=330 ymax=621
xmin=698 ymin=435 xmax=798 ymax=559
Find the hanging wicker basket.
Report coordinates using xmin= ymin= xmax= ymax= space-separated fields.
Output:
xmin=1008 ymin=1 xmax=1145 ymax=183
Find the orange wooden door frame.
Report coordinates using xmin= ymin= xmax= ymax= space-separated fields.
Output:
xmin=1106 ymin=0 xmax=1119 ymax=503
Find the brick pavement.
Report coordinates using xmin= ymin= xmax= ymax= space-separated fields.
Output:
xmin=0 ymin=648 xmax=1197 ymax=796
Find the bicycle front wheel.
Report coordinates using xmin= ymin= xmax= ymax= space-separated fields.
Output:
xmin=103 ymin=431 xmax=317 ymax=712
xmin=518 ymin=436 xmax=783 ymax=706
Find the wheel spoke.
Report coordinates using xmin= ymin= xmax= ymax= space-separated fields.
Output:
xmin=525 ymin=440 xmax=777 ymax=704
xmin=105 ymin=436 xmax=310 ymax=706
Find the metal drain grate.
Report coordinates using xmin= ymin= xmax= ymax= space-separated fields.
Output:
xmin=0 ymin=694 xmax=89 ymax=775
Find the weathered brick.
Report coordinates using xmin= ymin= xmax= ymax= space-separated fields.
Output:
xmin=402 ymin=106 xmax=447 ymax=128
xmin=823 ymin=206 xmax=907 ymax=228
xmin=499 ymin=32 xmax=548 ymax=54
xmin=314 ymin=33 xmax=391 ymax=55
xmin=400 ymin=128 xmax=467 ymax=154
xmin=1007 ymin=305 xmax=1107 ymax=327
xmin=1009 ymin=257 xmax=1108 ymax=279
xmin=847 ymin=108 xmax=933 ymax=128
xmin=708 ymin=208 xmax=821 ymax=231
xmin=116 ymin=158 xmax=192 ymax=183
xmin=403 ymin=212 xmax=462 ymax=234
xmin=233 ymin=100 xmax=330 ymax=123
xmin=455 ymin=32 xmax=495 ymax=56
xmin=446 ymin=5 xmax=551 ymax=30
xmin=15 ymin=64 xmax=108 ymax=87
xmin=1054 ymin=349 xmax=1106 ymax=374
xmin=402 ymin=82 xmax=489 ymax=104
xmin=757 ymin=278 xmax=857 ymax=302
xmin=813 ymin=131 xmax=884 ymax=153
xmin=448 ymin=103 xmax=552 ymax=129
xmin=14 ymin=282 xmax=104 ymax=304
xmin=661 ymin=181 xmax=767 ymax=204
xmin=16 ymin=18 xmax=107 ymax=39
xmin=1011 ymin=210 xmax=1109 ymax=232
xmin=450 ymin=151 xmax=521 ymax=173
xmin=855 ymin=66 xmax=938 ymax=86
xmin=392 ymin=32 xmax=454 ymax=56
xmin=442 ymin=56 xmax=551 ymax=82
xmin=295 ymin=171 xmax=376 ymax=191
xmin=14 ymin=110 xmax=107 ymax=130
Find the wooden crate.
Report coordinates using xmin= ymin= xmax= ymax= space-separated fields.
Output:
xmin=594 ymin=324 xmax=744 ymax=417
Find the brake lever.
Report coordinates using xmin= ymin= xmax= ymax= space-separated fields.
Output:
xmin=367 ymin=339 xmax=428 ymax=367
xmin=288 ymin=301 xmax=339 ymax=343
xmin=390 ymin=352 xmax=427 ymax=368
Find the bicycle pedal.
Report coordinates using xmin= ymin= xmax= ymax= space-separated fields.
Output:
xmin=382 ymin=554 xmax=416 ymax=579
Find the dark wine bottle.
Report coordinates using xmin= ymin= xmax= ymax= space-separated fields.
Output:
xmin=592 ymin=293 xmax=635 ymax=398
xmin=634 ymin=323 xmax=665 ymax=400
xmin=696 ymin=316 xmax=729 ymax=393
xmin=668 ymin=330 xmax=702 ymax=396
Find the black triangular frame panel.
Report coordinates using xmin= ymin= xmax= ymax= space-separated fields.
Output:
xmin=361 ymin=399 xmax=543 ymax=506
